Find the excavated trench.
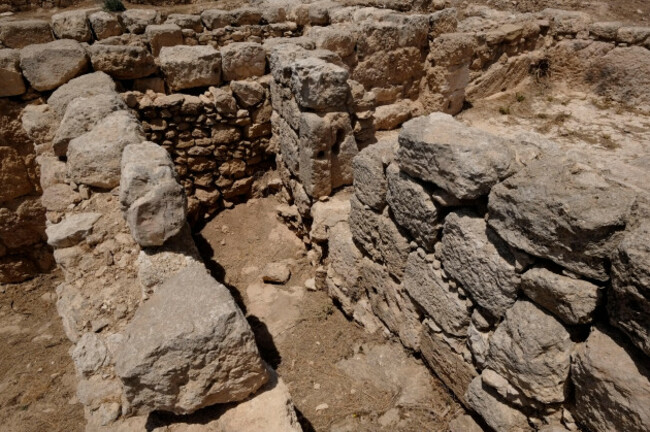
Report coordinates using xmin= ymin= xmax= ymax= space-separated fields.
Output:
xmin=2 ymin=2 xmax=650 ymax=431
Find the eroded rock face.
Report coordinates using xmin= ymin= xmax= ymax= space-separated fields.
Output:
xmin=488 ymin=156 xmax=637 ymax=281
xmin=441 ymin=210 xmax=519 ymax=318
xmin=114 ymin=264 xmax=269 ymax=415
xmin=609 ymin=222 xmax=650 ymax=356
xmin=88 ymin=41 xmax=157 ymax=80
xmin=89 ymin=11 xmax=123 ymax=40
xmin=158 ymin=45 xmax=222 ymax=91
xmin=486 ymin=300 xmax=574 ymax=404
xmin=221 ymin=42 xmax=266 ymax=81
xmin=47 ymin=71 xmax=117 ymax=118
xmin=67 ymin=111 xmax=145 ymax=189
xmin=120 ymin=142 xmax=187 ymax=248
xmin=352 ymin=137 xmax=396 ymax=211
xmin=51 ymin=9 xmax=93 ymax=42
xmin=465 ymin=376 xmax=531 ymax=432
xmin=20 ymin=39 xmax=89 ymax=91
xmin=0 ymin=20 xmax=53 ymax=49
xmin=0 ymin=49 xmax=26 ymax=97
xmin=572 ymin=328 xmax=650 ymax=432
xmin=397 ymin=113 xmax=516 ymax=200
xmin=45 ymin=213 xmax=101 ymax=248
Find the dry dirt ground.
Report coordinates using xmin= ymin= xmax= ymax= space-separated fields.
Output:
xmin=195 ymin=195 xmax=464 ymax=431
xmin=0 ymin=271 xmax=84 ymax=432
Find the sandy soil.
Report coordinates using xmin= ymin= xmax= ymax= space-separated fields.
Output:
xmin=0 ymin=271 xmax=84 ymax=432
xmin=195 ymin=195 xmax=464 ymax=432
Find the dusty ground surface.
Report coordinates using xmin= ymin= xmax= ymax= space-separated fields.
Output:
xmin=0 ymin=271 xmax=84 ymax=432
xmin=196 ymin=195 xmax=463 ymax=432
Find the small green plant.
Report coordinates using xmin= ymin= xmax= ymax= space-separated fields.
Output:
xmin=516 ymin=93 xmax=526 ymax=103
xmin=499 ymin=106 xmax=510 ymax=115
xmin=103 ymin=0 xmax=125 ymax=12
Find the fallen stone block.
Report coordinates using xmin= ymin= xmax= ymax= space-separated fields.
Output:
xmin=0 ymin=49 xmax=26 ymax=97
xmin=88 ymin=41 xmax=157 ymax=80
xmin=221 ymin=42 xmax=266 ymax=81
xmin=230 ymin=80 xmax=265 ymax=108
xmin=67 ymin=111 xmax=145 ymax=189
xmin=571 ymin=327 xmax=650 ymax=432
xmin=20 ymin=39 xmax=89 ymax=92
xmin=144 ymin=24 xmax=183 ymax=57
xmin=374 ymin=101 xmax=414 ymax=131
xmin=261 ymin=262 xmax=291 ymax=284
xmin=397 ymin=113 xmax=516 ymax=200
xmin=89 ymin=11 xmax=123 ymax=40
xmin=121 ymin=9 xmax=160 ymax=34
xmin=46 ymin=213 xmax=101 ymax=248
xmin=114 ymin=263 xmax=269 ymax=415
xmin=522 ymin=266 xmax=601 ymax=325
xmin=47 ymin=71 xmax=117 ymax=118
xmin=487 ymin=300 xmax=574 ymax=404
xmin=159 ymin=45 xmax=222 ymax=91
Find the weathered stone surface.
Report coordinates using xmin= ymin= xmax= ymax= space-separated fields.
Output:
xmin=290 ymin=57 xmax=349 ymax=110
xmin=420 ymin=322 xmax=477 ymax=406
xmin=67 ymin=111 xmax=145 ymax=189
xmin=466 ymin=376 xmax=532 ymax=432
xmin=47 ymin=71 xmax=117 ymax=118
xmin=522 ymin=266 xmax=601 ymax=325
xmin=374 ymin=101 xmax=414 ymax=131
xmin=349 ymin=195 xmax=410 ymax=279
xmin=20 ymin=39 xmax=88 ymax=92
xmin=89 ymin=11 xmax=123 ymax=40
xmin=386 ymin=163 xmax=439 ymax=251
xmin=403 ymin=252 xmax=469 ymax=336
xmin=200 ymin=9 xmax=232 ymax=30
xmin=448 ymin=413 xmax=483 ymax=432
xmin=609 ymin=222 xmax=650 ymax=357
xmin=0 ymin=20 xmax=53 ymax=49
xmin=261 ymin=262 xmax=291 ymax=284
xmin=0 ymin=49 xmax=25 ymax=97
xmin=352 ymin=137 xmax=396 ymax=211
xmin=230 ymin=80 xmax=265 ymax=108
xmin=309 ymin=191 xmax=350 ymax=243
xmin=22 ymin=104 xmax=57 ymax=147
xmin=305 ymin=24 xmax=357 ymax=58
xmin=121 ymin=9 xmax=160 ymax=34
xmin=326 ymin=220 xmax=364 ymax=316
xmin=120 ymin=142 xmax=187 ymax=247
xmin=221 ymin=42 xmax=266 ymax=81
xmin=397 ymin=113 xmax=516 ymax=200
xmin=51 ymin=10 xmax=93 ymax=42
xmin=71 ymin=332 xmax=110 ymax=377
xmin=572 ymin=327 xmax=650 ymax=432
xmin=165 ymin=14 xmax=203 ymax=32
xmin=46 ymin=213 xmax=101 ymax=248
xmin=488 ymin=156 xmax=637 ymax=281
xmin=88 ymin=42 xmax=157 ymax=80
xmin=441 ymin=210 xmax=519 ymax=318
xmin=543 ymin=8 xmax=592 ymax=35
xmin=487 ymin=300 xmax=574 ymax=404
xmin=53 ymin=93 xmax=126 ymax=157
xmin=114 ymin=263 xmax=268 ymax=415
xmin=158 ymin=45 xmax=221 ymax=91
xmin=145 ymin=24 xmax=183 ymax=56
xmin=41 ymin=183 xmax=81 ymax=211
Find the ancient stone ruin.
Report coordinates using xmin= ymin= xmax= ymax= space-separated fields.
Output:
xmin=1 ymin=0 xmax=649 ymax=431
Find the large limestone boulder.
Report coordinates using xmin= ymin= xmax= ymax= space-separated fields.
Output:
xmin=571 ymin=327 xmax=650 ymax=432
xmin=609 ymin=222 xmax=650 ymax=356
xmin=486 ymin=300 xmax=574 ymax=404
xmin=441 ymin=210 xmax=519 ymax=318
xmin=120 ymin=142 xmax=187 ymax=247
xmin=158 ymin=45 xmax=221 ymax=91
xmin=165 ymin=14 xmax=204 ymax=32
xmin=114 ymin=263 xmax=269 ymax=415
xmin=386 ymin=163 xmax=439 ymax=251
xmin=19 ymin=39 xmax=89 ymax=92
xmin=51 ymin=9 xmax=93 ymax=42
xmin=397 ymin=113 xmax=516 ymax=200
xmin=403 ymin=252 xmax=470 ymax=336
xmin=521 ymin=266 xmax=601 ymax=325
xmin=0 ymin=49 xmax=25 ymax=97
xmin=53 ymin=93 xmax=126 ymax=157
xmin=144 ymin=24 xmax=183 ymax=56
xmin=88 ymin=41 xmax=157 ymax=80
xmin=88 ymin=11 xmax=123 ymax=40
xmin=221 ymin=42 xmax=266 ymax=81
xmin=352 ymin=137 xmax=396 ymax=211
xmin=47 ymin=71 xmax=117 ymax=118
xmin=67 ymin=111 xmax=145 ymax=189
xmin=488 ymin=156 xmax=637 ymax=281
xmin=121 ymin=9 xmax=160 ymax=34
xmin=465 ymin=376 xmax=532 ymax=432
xmin=290 ymin=57 xmax=349 ymax=111
xmin=0 ymin=20 xmax=53 ymax=49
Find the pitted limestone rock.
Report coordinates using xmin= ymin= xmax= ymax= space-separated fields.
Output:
xmin=121 ymin=9 xmax=160 ymax=34
xmin=46 ymin=213 xmax=101 ymax=248
xmin=0 ymin=20 xmax=53 ymax=49
xmin=159 ymin=45 xmax=222 ymax=91
xmin=114 ymin=263 xmax=269 ymax=415
xmin=221 ymin=42 xmax=266 ymax=81
xmin=19 ymin=39 xmax=89 ymax=92
xmin=352 ymin=137 xmax=397 ymax=211
xmin=120 ymin=142 xmax=187 ymax=248
xmin=47 ymin=72 xmax=117 ymax=118
xmin=51 ymin=9 xmax=94 ymax=42
xmin=88 ymin=40 xmax=157 ymax=80
xmin=89 ymin=11 xmax=124 ymax=40
xmin=397 ymin=113 xmax=516 ymax=200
